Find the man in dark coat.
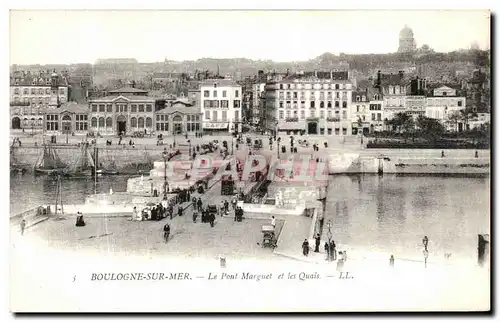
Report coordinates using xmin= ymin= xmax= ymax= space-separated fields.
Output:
xmin=314 ymin=233 xmax=321 ymax=252
xmin=209 ymin=212 xmax=215 ymax=227
xmin=197 ymin=199 xmax=202 ymax=212
xmin=324 ymin=242 xmax=330 ymax=261
xmin=329 ymin=241 xmax=336 ymax=261
xmin=302 ymin=239 xmax=310 ymax=256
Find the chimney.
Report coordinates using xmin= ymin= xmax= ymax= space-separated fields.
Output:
xmin=330 ymin=70 xmax=333 ymax=79
xmin=376 ymin=70 xmax=381 ymax=87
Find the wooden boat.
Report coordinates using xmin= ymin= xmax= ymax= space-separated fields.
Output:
xmin=62 ymin=143 xmax=95 ymax=177
xmin=34 ymin=144 xmax=66 ymax=175
xmin=10 ymin=147 xmax=30 ymax=174
xmin=96 ymin=149 xmax=120 ymax=176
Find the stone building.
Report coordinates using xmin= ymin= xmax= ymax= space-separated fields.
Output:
xmin=44 ymin=102 xmax=89 ymax=135
xmin=155 ymin=101 xmax=202 ymax=135
xmin=200 ymin=79 xmax=242 ymax=133
xmin=398 ymin=25 xmax=417 ymax=53
xmin=88 ymin=87 xmax=155 ymax=135
xmin=271 ymin=71 xmax=354 ymax=135
xmin=10 ymin=70 xmax=69 ymax=108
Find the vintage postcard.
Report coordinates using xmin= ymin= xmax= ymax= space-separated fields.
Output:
xmin=8 ymin=9 xmax=491 ymax=313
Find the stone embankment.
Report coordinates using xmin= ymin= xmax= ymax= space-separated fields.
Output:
xmin=11 ymin=145 xmax=490 ymax=175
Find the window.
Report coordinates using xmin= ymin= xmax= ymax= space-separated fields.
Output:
xmin=335 ymin=101 xmax=339 ymax=108
xmin=327 ymin=102 xmax=332 ymax=108
xmin=235 ymin=90 xmax=239 ymax=98
xmin=106 ymin=104 xmax=112 ymax=113
xmin=279 ymin=84 xmax=283 ymax=90
xmin=204 ymin=90 xmax=209 ymax=97
xmin=320 ymin=102 xmax=325 ymax=108
xmin=31 ymin=88 xmax=36 ymax=95
xmin=320 ymin=110 xmax=325 ymax=119
xmin=234 ymin=100 xmax=241 ymax=108
xmin=221 ymin=100 xmax=229 ymax=108
xmin=204 ymin=100 xmax=210 ymax=108
xmin=286 ymin=110 xmax=291 ymax=118
xmin=328 ymin=110 xmax=332 ymax=117
xmin=91 ymin=117 xmax=97 ymax=127
xmin=362 ymin=115 xmax=366 ymax=121
xmin=105 ymin=117 xmax=112 ymax=128
xmin=212 ymin=111 xmax=218 ymax=121
xmin=458 ymin=100 xmax=463 ymax=107
xmin=222 ymin=90 xmax=227 ymax=97
xmin=138 ymin=105 xmax=144 ymax=112
xmin=98 ymin=104 xmax=105 ymax=112
xmin=146 ymin=117 xmax=152 ymax=127
xmin=293 ymin=92 xmax=298 ymax=99
xmin=213 ymin=90 xmax=218 ymax=98
xmin=356 ymin=105 xmax=360 ymax=112
xmin=98 ymin=117 xmax=105 ymax=128
xmin=92 ymin=104 xmax=97 ymax=112
xmin=222 ymin=110 xmax=227 ymax=121
xmin=342 ymin=111 xmax=347 ymax=120
xmin=205 ymin=111 xmax=210 ymax=120
xmin=235 ymin=110 xmax=239 ymax=121
xmin=279 ymin=102 xmax=284 ymax=108
xmin=310 ymin=109 xmax=316 ymax=118
xmin=131 ymin=104 xmax=137 ymax=112
xmin=45 ymin=115 xmax=59 ymax=131
xmin=377 ymin=113 xmax=381 ymax=121
xmin=356 ymin=96 xmax=360 ymax=102
xmin=310 ymin=101 xmax=315 ymax=108
xmin=443 ymin=92 xmax=447 ymax=96
xmin=131 ymin=117 xmax=137 ymax=128
xmin=300 ymin=110 xmax=305 ymax=119
xmin=23 ymin=88 xmax=28 ymax=95
xmin=14 ymin=88 xmax=20 ymax=95
xmin=46 ymin=88 xmax=50 ymax=95
xmin=372 ymin=114 xmax=376 ymax=121
xmin=342 ymin=101 xmax=347 ymax=108
xmin=279 ymin=110 xmax=284 ymax=119
xmin=39 ymin=89 xmax=44 ymax=95
xmin=75 ymin=114 xmax=88 ymax=131
xmin=138 ymin=117 xmax=144 ymax=128
xmin=335 ymin=84 xmax=339 ymax=90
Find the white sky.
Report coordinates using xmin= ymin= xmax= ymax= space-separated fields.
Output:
xmin=9 ymin=10 xmax=490 ymax=65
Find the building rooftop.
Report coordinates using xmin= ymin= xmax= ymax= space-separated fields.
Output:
xmin=108 ymin=87 xmax=149 ymax=94
xmin=59 ymin=102 xmax=89 ymax=114
xmin=156 ymin=103 xmax=201 ymax=115
xmin=91 ymin=95 xmax=156 ymax=102
xmin=200 ymin=79 xmax=240 ymax=87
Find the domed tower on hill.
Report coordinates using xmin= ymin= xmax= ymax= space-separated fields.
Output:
xmin=398 ymin=25 xmax=416 ymax=53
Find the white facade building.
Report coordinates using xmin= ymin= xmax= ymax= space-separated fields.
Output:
xmin=274 ymin=78 xmax=353 ymax=135
xmin=200 ymin=79 xmax=242 ymax=133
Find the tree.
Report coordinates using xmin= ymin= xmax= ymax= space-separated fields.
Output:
xmin=402 ymin=117 xmax=416 ymax=143
xmin=460 ymin=107 xmax=478 ymax=131
xmin=447 ymin=111 xmax=461 ymax=132
xmin=416 ymin=115 xmax=445 ymax=143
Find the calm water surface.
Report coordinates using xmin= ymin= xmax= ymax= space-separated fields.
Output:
xmin=10 ymin=173 xmax=490 ymax=261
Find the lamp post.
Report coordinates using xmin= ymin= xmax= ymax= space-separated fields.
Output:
xmin=188 ymin=139 xmax=191 ymax=158
xmin=327 ymin=220 xmax=332 ymax=262
xmin=277 ymin=137 xmax=281 ymax=159
xmin=162 ymin=151 xmax=168 ymax=200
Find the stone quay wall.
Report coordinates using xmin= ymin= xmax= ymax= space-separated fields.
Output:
xmin=11 ymin=145 xmax=490 ymax=175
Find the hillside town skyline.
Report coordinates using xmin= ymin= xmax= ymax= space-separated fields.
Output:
xmin=10 ymin=10 xmax=490 ymax=65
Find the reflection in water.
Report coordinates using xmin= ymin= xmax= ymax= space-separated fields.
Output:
xmin=324 ymin=174 xmax=489 ymax=262
xmin=10 ymin=173 xmax=490 ymax=262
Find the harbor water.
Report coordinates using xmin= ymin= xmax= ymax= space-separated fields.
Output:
xmin=10 ymin=173 xmax=490 ymax=262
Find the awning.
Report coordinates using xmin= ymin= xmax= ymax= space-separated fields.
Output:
xmin=203 ymin=122 xmax=229 ymax=129
xmin=277 ymin=121 xmax=306 ymax=130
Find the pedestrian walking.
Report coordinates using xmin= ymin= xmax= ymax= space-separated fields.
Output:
xmin=302 ymin=239 xmax=310 ymax=256
xmin=314 ymin=233 xmax=321 ymax=252
xmin=330 ymin=241 xmax=336 ymax=261
xmin=441 ymin=150 xmax=445 ymax=158
xmin=192 ymin=208 xmax=198 ymax=223
xmin=389 ymin=255 xmax=395 ymax=267
xmin=271 ymin=216 xmax=276 ymax=229
xmin=197 ymin=199 xmax=202 ymax=212
xmin=475 ymin=151 xmax=479 ymax=158
xmin=20 ymin=219 xmax=26 ymax=236
xmin=324 ymin=242 xmax=330 ymax=261
xmin=422 ymin=236 xmax=429 ymax=252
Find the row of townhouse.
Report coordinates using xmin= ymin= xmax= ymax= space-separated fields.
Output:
xmin=266 ymin=71 xmax=488 ymax=136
